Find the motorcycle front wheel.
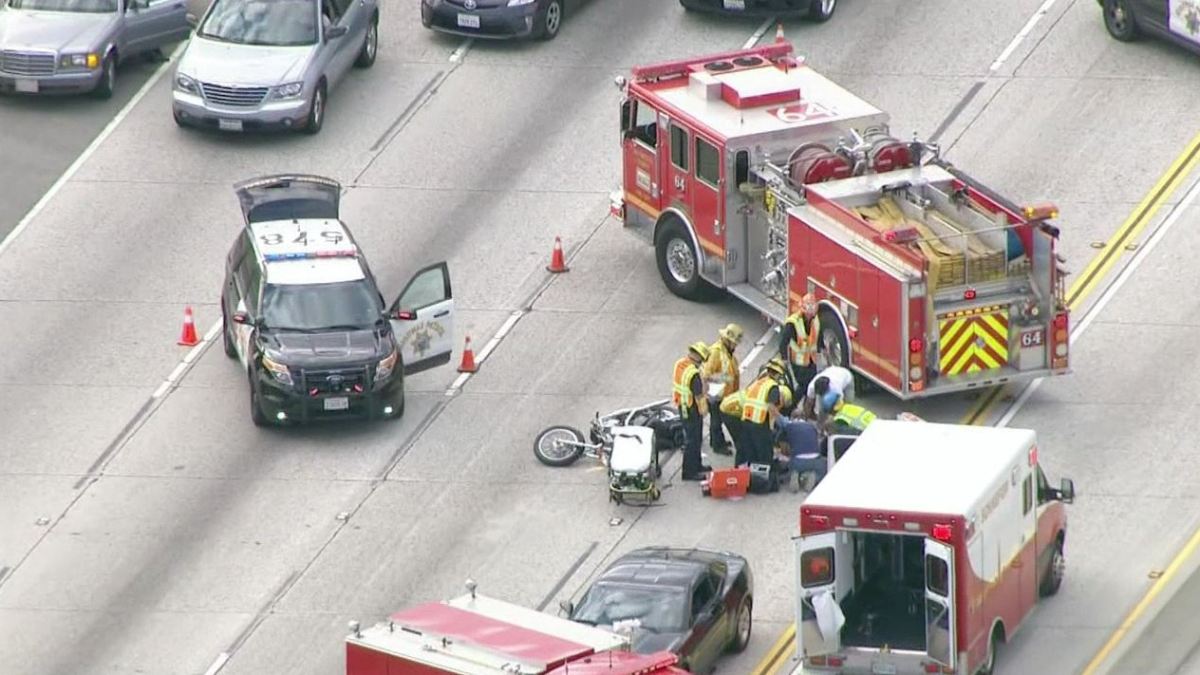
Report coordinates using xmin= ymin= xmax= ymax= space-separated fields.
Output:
xmin=534 ymin=425 xmax=586 ymax=467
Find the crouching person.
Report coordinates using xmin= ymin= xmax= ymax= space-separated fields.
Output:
xmin=774 ymin=416 xmax=827 ymax=493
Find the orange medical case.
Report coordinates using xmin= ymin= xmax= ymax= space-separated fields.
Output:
xmin=703 ymin=466 xmax=750 ymax=499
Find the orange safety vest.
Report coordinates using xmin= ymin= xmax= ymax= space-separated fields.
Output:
xmin=741 ymin=376 xmax=778 ymax=425
xmin=786 ymin=312 xmax=820 ymax=367
xmin=672 ymin=357 xmax=701 ymax=417
xmin=705 ymin=340 xmax=739 ymax=398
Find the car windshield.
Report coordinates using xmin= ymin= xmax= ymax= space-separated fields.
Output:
xmin=573 ymin=583 xmax=688 ymax=633
xmin=198 ymin=0 xmax=316 ymax=46
xmin=261 ymin=280 xmax=382 ymax=332
xmin=7 ymin=0 xmax=116 ymax=12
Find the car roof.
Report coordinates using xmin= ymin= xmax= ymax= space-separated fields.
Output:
xmin=599 ymin=549 xmax=720 ymax=589
xmin=248 ymin=218 xmax=366 ymax=286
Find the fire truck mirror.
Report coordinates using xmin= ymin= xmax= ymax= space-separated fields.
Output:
xmin=1059 ymin=478 xmax=1075 ymax=504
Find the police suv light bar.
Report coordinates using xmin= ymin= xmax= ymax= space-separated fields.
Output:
xmin=263 ymin=249 xmax=356 ymax=262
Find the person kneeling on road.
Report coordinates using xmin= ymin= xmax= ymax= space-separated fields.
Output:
xmin=703 ymin=323 xmax=743 ymax=457
xmin=807 ymin=364 xmax=856 ymax=417
xmin=774 ymin=416 xmax=826 ymax=493
xmin=672 ymin=341 xmax=712 ymax=481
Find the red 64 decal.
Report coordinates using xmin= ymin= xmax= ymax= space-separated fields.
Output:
xmin=768 ymin=101 xmax=836 ymax=124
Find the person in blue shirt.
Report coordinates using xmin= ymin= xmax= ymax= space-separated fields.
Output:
xmin=773 ymin=415 xmax=827 ymax=493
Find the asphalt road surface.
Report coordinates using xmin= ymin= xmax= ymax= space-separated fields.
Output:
xmin=1 ymin=1 xmax=1200 ymax=674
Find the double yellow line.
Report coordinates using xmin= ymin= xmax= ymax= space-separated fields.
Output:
xmin=749 ymin=131 xmax=1200 ymax=675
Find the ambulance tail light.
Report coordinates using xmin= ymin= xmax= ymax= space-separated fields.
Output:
xmin=924 ymin=663 xmax=955 ymax=673
xmin=932 ymin=523 xmax=953 ymax=542
xmin=809 ymin=655 xmax=845 ymax=668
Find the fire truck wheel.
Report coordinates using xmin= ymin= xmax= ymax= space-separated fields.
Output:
xmin=656 ymin=218 xmax=720 ymax=302
xmin=534 ymin=0 xmax=563 ymax=40
xmin=1103 ymin=0 xmax=1140 ymax=41
xmin=808 ymin=0 xmax=836 ymax=22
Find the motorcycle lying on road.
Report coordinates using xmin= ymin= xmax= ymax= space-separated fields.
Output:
xmin=533 ymin=399 xmax=686 ymax=468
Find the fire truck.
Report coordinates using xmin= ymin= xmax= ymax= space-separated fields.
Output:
xmin=345 ymin=582 xmax=689 ymax=675
xmin=791 ymin=420 xmax=1075 ymax=674
xmin=612 ymin=39 xmax=1071 ymax=399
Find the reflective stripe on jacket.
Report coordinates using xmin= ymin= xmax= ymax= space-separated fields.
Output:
xmin=786 ymin=312 xmax=821 ymax=366
xmin=741 ymin=376 xmax=777 ymax=424
xmin=720 ymin=391 xmax=745 ymax=417
xmin=705 ymin=340 xmax=739 ymax=398
xmin=834 ymin=402 xmax=877 ymax=430
xmin=672 ymin=357 xmax=700 ymax=416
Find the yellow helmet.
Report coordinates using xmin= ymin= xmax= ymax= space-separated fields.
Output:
xmin=689 ymin=341 xmax=711 ymax=361
xmin=718 ymin=323 xmax=744 ymax=345
xmin=763 ymin=357 xmax=787 ymax=378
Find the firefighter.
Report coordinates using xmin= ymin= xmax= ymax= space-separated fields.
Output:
xmin=673 ymin=341 xmax=712 ymax=481
xmin=778 ymin=293 xmax=822 ymax=396
xmin=829 ymin=398 xmax=878 ymax=433
xmin=703 ymin=323 xmax=744 ymax=456
xmin=740 ymin=359 xmax=788 ymax=466
xmin=719 ymin=389 xmax=748 ymax=467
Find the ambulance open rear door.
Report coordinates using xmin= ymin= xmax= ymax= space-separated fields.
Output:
xmin=794 ymin=532 xmax=841 ymax=661
xmin=924 ymin=538 xmax=957 ymax=671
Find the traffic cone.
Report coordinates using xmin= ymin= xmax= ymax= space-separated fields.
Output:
xmin=178 ymin=306 xmax=200 ymax=346
xmin=546 ymin=236 xmax=569 ymax=273
xmin=775 ymin=22 xmax=785 ymax=42
xmin=457 ymin=335 xmax=478 ymax=373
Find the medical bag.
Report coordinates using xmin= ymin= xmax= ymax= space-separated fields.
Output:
xmin=748 ymin=462 xmax=780 ymax=494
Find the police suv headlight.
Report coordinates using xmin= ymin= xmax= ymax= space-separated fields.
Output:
xmin=261 ymin=353 xmax=293 ymax=386
xmin=375 ymin=350 xmax=398 ymax=381
xmin=269 ymin=81 xmax=304 ymax=100
xmin=60 ymin=52 xmax=99 ymax=70
xmin=174 ymin=73 xmax=199 ymax=94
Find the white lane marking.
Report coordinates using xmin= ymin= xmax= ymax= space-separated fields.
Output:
xmin=449 ymin=39 xmax=473 ymax=63
xmin=743 ymin=16 xmax=777 ymax=49
xmin=989 ymin=0 xmax=1058 ymax=72
xmin=203 ymin=652 xmax=230 ymax=675
xmin=997 ymin=177 xmax=1200 ymax=427
xmin=152 ymin=319 xmax=223 ymax=400
xmin=166 ymin=361 xmax=188 ymax=383
xmin=0 ymin=41 xmax=186 ymax=261
xmin=740 ymin=324 xmax=778 ymax=370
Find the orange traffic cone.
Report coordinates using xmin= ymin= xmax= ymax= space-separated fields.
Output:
xmin=178 ymin=306 xmax=200 ymax=346
xmin=775 ymin=22 xmax=785 ymax=42
xmin=458 ymin=335 xmax=478 ymax=373
xmin=546 ymin=236 xmax=569 ymax=273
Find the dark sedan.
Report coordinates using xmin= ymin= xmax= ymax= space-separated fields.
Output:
xmin=420 ymin=0 xmax=565 ymax=40
xmin=1100 ymin=0 xmax=1200 ymax=55
xmin=680 ymin=0 xmax=836 ymax=21
xmin=563 ymin=547 xmax=753 ymax=674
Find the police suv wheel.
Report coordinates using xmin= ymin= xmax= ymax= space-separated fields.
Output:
xmin=221 ymin=300 xmax=237 ymax=358
xmin=808 ymin=0 xmax=836 ymax=22
xmin=249 ymin=377 xmax=268 ymax=427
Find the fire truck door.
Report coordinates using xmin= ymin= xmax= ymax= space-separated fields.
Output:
xmin=924 ymin=538 xmax=957 ymax=670
xmin=692 ymin=134 xmax=726 ymax=261
xmin=795 ymin=532 xmax=841 ymax=660
xmin=620 ymin=97 xmax=664 ymax=216
xmin=663 ymin=119 xmax=692 ymax=216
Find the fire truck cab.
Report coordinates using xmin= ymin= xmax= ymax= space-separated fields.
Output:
xmin=345 ymin=584 xmax=689 ymax=675
xmin=614 ymin=41 xmax=1071 ymax=399
xmin=790 ymin=420 xmax=1075 ymax=675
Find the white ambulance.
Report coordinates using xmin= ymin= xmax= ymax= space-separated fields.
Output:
xmin=792 ymin=420 xmax=1075 ymax=674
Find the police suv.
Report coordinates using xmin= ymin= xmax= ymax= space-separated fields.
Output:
xmin=222 ymin=174 xmax=456 ymax=426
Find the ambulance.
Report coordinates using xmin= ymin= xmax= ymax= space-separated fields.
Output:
xmin=792 ymin=421 xmax=1075 ymax=674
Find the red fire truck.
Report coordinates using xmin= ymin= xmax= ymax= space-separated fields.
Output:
xmin=791 ymin=420 xmax=1075 ymax=674
xmin=345 ymin=583 xmax=689 ymax=675
xmin=612 ymin=39 xmax=1071 ymax=399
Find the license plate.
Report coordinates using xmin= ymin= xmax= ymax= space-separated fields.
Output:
xmin=723 ymin=0 xmax=745 ymax=9
xmin=871 ymin=663 xmax=897 ymax=675
xmin=1020 ymin=328 xmax=1045 ymax=348
xmin=457 ymin=12 xmax=480 ymax=28
xmin=218 ymin=118 xmax=243 ymax=132
xmin=324 ymin=396 xmax=349 ymax=411
xmin=15 ymin=78 xmax=38 ymax=93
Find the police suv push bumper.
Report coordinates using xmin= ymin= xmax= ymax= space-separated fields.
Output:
xmin=254 ymin=357 xmax=404 ymax=423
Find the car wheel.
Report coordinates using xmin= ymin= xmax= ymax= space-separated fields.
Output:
xmin=728 ymin=597 xmax=752 ymax=653
xmin=221 ymin=299 xmax=237 ymax=359
xmin=303 ymin=81 xmax=326 ymax=135
xmin=808 ymin=0 xmax=836 ymax=22
xmin=249 ymin=374 xmax=268 ymax=427
xmin=355 ymin=13 xmax=378 ymax=68
xmin=535 ymin=0 xmax=563 ymax=40
xmin=92 ymin=54 xmax=116 ymax=99
xmin=1103 ymin=0 xmax=1139 ymax=41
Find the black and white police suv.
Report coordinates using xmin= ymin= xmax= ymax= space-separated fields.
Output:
xmin=222 ymin=174 xmax=456 ymax=427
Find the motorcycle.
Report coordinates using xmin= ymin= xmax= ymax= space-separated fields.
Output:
xmin=533 ymin=399 xmax=686 ymax=468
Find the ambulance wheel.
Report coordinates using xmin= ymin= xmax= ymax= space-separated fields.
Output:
xmin=1041 ymin=540 xmax=1065 ymax=596
xmin=655 ymin=218 xmax=720 ymax=302
xmin=729 ymin=597 xmax=753 ymax=653
xmin=650 ymin=485 xmax=661 ymax=501
xmin=1103 ymin=0 xmax=1140 ymax=42
xmin=807 ymin=0 xmax=836 ymax=22
xmin=978 ymin=625 xmax=1002 ymax=675
xmin=534 ymin=425 xmax=585 ymax=467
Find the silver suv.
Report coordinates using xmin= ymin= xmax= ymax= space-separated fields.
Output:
xmin=171 ymin=0 xmax=378 ymax=134
xmin=0 ymin=0 xmax=189 ymax=98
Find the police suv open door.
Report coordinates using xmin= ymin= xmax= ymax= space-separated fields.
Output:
xmin=389 ymin=262 xmax=455 ymax=375
xmin=925 ymin=538 xmax=957 ymax=670
xmin=795 ymin=532 xmax=841 ymax=661
xmin=234 ymin=174 xmax=341 ymax=224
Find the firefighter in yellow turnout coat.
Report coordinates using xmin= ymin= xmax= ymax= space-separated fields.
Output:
xmin=673 ymin=341 xmax=711 ymax=481
xmin=702 ymin=323 xmax=743 ymax=456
